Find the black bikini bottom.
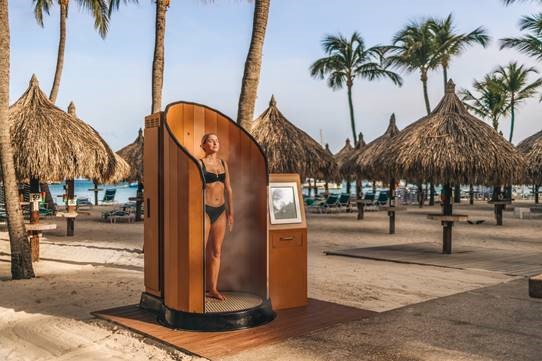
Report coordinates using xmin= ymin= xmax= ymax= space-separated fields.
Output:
xmin=205 ymin=204 xmax=226 ymax=224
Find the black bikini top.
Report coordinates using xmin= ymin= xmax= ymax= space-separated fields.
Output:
xmin=201 ymin=159 xmax=226 ymax=184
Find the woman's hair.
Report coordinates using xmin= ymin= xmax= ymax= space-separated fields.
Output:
xmin=201 ymin=133 xmax=218 ymax=145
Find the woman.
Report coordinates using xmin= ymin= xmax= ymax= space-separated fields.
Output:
xmin=199 ymin=133 xmax=234 ymax=301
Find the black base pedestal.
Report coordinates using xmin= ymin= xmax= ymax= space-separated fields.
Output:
xmin=140 ymin=292 xmax=276 ymax=332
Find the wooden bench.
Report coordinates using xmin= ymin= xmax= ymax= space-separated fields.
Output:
xmin=529 ymin=274 xmax=542 ymax=298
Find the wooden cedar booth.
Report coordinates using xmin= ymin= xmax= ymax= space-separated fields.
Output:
xmin=141 ymin=101 xmax=308 ymax=331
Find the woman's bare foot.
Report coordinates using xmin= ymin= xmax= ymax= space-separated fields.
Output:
xmin=207 ymin=289 xmax=226 ymax=301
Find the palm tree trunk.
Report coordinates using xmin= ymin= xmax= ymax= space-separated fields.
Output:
xmin=421 ymin=70 xmax=431 ymax=115
xmin=347 ymin=83 xmax=357 ymax=144
xmin=151 ymin=0 xmax=169 ymax=114
xmin=492 ymin=117 xmax=498 ymax=131
xmin=236 ymin=0 xmax=270 ymax=130
xmin=442 ymin=65 xmax=448 ymax=92
xmin=508 ymin=97 xmax=515 ymax=143
xmin=49 ymin=0 xmax=67 ymax=103
xmin=0 ymin=1 xmax=34 ymax=279
xmin=420 ymin=71 xmax=431 ymax=115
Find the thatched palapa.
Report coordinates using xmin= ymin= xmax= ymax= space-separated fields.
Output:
xmin=9 ymin=75 xmax=129 ymax=183
xmin=250 ymin=96 xmax=338 ymax=181
xmin=376 ymin=80 xmax=525 ymax=185
xmin=342 ymin=114 xmax=399 ymax=180
xmin=334 ymin=138 xmax=355 ymax=179
xmin=517 ymin=129 xmax=542 ymax=185
xmin=68 ymin=102 xmax=130 ymax=184
xmin=117 ymin=128 xmax=143 ymax=183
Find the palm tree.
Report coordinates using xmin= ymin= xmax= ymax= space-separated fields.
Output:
xmin=387 ymin=20 xmax=440 ymax=115
xmin=33 ymin=0 xmax=111 ymax=103
xmin=237 ymin=0 xmax=271 ymax=130
xmin=152 ymin=0 xmax=169 ymax=113
xmin=460 ymin=74 xmax=510 ymax=131
xmin=501 ymin=14 xmax=542 ymax=60
xmin=430 ymin=14 xmax=489 ymax=90
xmin=495 ymin=62 xmax=542 ymax=142
xmin=0 ymin=0 xmax=35 ymax=279
xmin=310 ymin=32 xmax=402 ymax=144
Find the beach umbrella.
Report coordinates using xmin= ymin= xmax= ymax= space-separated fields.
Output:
xmin=67 ymin=102 xmax=130 ymax=207
xmin=9 ymin=75 xmax=115 ymax=183
xmin=250 ymin=95 xmax=338 ymax=182
xmin=334 ymin=138 xmax=355 ymax=179
xmin=117 ymin=128 xmax=144 ymax=183
xmin=341 ymin=114 xmax=399 ymax=180
xmin=342 ymin=114 xmax=402 ymax=232
xmin=67 ymin=102 xmax=130 ymax=185
xmin=117 ymin=129 xmax=144 ymax=221
xmin=376 ymin=80 xmax=525 ymax=252
xmin=9 ymin=75 xmax=131 ymax=235
xmin=517 ymin=129 xmax=542 ymax=203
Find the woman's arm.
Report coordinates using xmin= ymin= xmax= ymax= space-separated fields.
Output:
xmin=223 ymin=160 xmax=234 ymax=231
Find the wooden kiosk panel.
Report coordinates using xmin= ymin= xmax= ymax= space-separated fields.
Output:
xmin=160 ymin=101 xmax=268 ymax=314
xmin=162 ymin=113 xmax=205 ymax=313
xmin=143 ymin=113 xmax=161 ymax=297
xmin=268 ymin=173 xmax=308 ymax=310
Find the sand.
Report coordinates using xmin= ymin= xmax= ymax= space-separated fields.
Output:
xmin=0 ymin=201 xmax=540 ymax=360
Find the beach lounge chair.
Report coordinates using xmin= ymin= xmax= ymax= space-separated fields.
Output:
xmin=308 ymin=194 xmax=340 ymax=213
xmin=337 ymin=193 xmax=352 ymax=211
xmin=101 ymin=189 xmax=117 ymax=205
xmin=375 ymin=191 xmax=389 ymax=205
xmin=362 ymin=193 xmax=375 ymax=205
xmin=77 ymin=197 xmax=93 ymax=210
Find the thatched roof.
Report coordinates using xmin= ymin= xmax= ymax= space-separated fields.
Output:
xmin=334 ymin=138 xmax=354 ymax=178
xmin=250 ymin=96 xmax=338 ymax=181
xmin=68 ymin=102 xmax=130 ymax=184
xmin=8 ymin=75 xmax=127 ymax=182
xmin=117 ymin=128 xmax=143 ymax=183
xmin=517 ymin=129 xmax=542 ymax=184
xmin=376 ymin=80 xmax=525 ymax=185
xmin=341 ymin=114 xmax=400 ymax=180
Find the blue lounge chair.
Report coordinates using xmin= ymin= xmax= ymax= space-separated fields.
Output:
xmin=101 ymin=189 xmax=117 ymax=204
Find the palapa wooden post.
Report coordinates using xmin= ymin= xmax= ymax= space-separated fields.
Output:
xmin=356 ymin=178 xmax=364 ymax=220
xmin=442 ymin=184 xmax=453 ymax=254
xmin=469 ymin=184 xmax=474 ymax=205
xmin=535 ymin=185 xmax=539 ymax=204
xmin=135 ymin=181 xmax=143 ymax=222
xmin=388 ymin=178 xmax=396 ymax=234
xmin=29 ymin=178 xmax=41 ymax=261
xmin=66 ymin=179 xmax=75 ymax=236
xmin=454 ymin=184 xmax=461 ymax=203
xmin=93 ymin=180 xmax=100 ymax=206
xmin=429 ymin=182 xmax=435 ymax=206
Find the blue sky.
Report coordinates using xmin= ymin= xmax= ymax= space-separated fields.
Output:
xmin=8 ymin=0 xmax=541 ymax=151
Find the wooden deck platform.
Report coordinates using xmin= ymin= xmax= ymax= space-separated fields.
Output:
xmin=325 ymin=242 xmax=542 ymax=277
xmin=93 ymin=298 xmax=376 ymax=360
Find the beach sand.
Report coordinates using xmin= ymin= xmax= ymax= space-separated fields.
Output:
xmin=0 ymin=201 xmax=539 ymax=360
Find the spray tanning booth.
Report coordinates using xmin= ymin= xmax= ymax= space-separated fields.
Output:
xmin=140 ymin=101 xmax=277 ymax=331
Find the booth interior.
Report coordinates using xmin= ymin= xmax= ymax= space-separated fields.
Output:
xmin=140 ymin=101 xmax=307 ymax=331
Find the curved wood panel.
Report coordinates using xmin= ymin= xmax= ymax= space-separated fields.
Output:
xmin=162 ymin=101 xmax=268 ymax=313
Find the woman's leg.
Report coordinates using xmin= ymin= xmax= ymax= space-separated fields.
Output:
xmin=207 ymin=211 xmax=227 ymax=300
xmin=204 ymin=212 xmax=212 ymax=291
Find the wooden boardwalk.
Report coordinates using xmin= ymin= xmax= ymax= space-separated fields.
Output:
xmin=93 ymin=299 xmax=376 ymax=360
xmin=325 ymin=242 xmax=542 ymax=277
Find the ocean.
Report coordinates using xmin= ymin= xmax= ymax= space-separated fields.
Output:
xmin=48 ymin=179 xmax=137 ymax=205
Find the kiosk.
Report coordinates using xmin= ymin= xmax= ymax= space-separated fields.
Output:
xmin=141 ymin=101 xmax=280 ymax=331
